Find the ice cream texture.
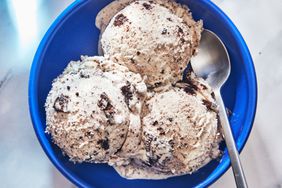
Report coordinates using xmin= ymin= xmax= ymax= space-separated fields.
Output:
xmin=101 ymin=0 xmax=202 ymax=91
xmin=45 ymin=56 xmax=147 ymax=163
xmin=113 ymin=73 xmax=222 ymax=179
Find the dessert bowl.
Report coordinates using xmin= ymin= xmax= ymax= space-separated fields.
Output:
xmin=29 ymin=0 xmax=257 ymax=187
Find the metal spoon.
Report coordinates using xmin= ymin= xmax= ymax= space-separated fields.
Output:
xmin=191 ymin=30 xmax=248 ymax=188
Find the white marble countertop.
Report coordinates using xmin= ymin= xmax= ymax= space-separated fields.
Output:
xmin=0 ymin=0 xmax=281 ymax=187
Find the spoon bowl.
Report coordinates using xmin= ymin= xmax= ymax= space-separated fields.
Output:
xmin=191 ymin=30 xmax=230 ymax=89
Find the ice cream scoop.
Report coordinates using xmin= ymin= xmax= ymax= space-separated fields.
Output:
xmin=141 ymin=74 xmax=221 ymax=174
xmin=45 ymin=56 xmax=147 ymax=163
xmin=113 ymin=73 xmax=222 ymax=179
xmin=101 ymin=0 xmax=202 ymax=91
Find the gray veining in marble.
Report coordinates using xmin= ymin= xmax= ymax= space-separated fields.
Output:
xmin=0 ymin=0 xmax=281 ymax=187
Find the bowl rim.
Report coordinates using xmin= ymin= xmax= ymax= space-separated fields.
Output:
xmin=28 ymin=0 xmax=257 ymax=187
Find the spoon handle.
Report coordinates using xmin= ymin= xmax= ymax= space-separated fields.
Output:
xmin=215 ymin=91 xmax=248 ymax=188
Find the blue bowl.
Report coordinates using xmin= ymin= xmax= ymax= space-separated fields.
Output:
xmin=29 ymin=0 xmax=257 ymax=187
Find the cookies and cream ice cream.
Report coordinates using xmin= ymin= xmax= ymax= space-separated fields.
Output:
xmin=101 ymin=0 xmax=202 ymax=91
xmin=113 ymin=73 xmax=222 ymax=179
xmin=142 ymin=74 xmax=221 ymax=174
xmin=45 ymin=56 xmax=147 ymax=163
xmin=45 ymin=0 xmax=222 ymax=180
